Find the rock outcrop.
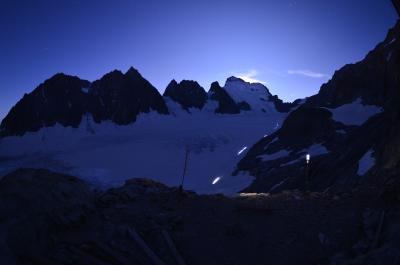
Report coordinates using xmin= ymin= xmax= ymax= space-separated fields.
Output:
xmin=163 ymin=80 xmax=208 ymax=110
xmin=2 ymin=168 xmax=399 ymax=265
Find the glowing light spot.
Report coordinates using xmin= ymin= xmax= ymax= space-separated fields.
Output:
xmin=263 ymin=134 xmax=268 ymax=138
xmin=239 ymin=193 xmax=269 ymax=197
xmin=212 ymin=177 xmax=221 ymax=185
xmin=237 ymin=146 xmax=248 ymax=155
xmin=306 ymin=154 xmax=310 ymax=164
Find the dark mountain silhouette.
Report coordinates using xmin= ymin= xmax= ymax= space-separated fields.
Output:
xmin=0 ymin=68 xmax=169 ymax=137
xmin=236 ymin=21 xmax=400 ymax=194
xmin=88 ymin=67 xmax=169 ymax=124
xmin=0 ymin=69 xmax=293 ymax=137
xmin=208 ymin=81 xmax=241 ymax=114
xmin=0 ymin=73 xmax=90 ymax=136
xmin=163 ymin=80 xmax=208 ymax=110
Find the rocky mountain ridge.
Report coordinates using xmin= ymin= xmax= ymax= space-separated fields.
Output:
xmin=0 ymin=69 xmax=294 ymax=138
xmin=236 ymin=21 xmax=400 ymax=194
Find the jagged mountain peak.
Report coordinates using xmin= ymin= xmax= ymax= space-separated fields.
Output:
xmin=226 ymin=76 xmax=245 ymax=83
xmin=222 ymin=76 xmax=278 ymax=113
xmin=163 ymin=79 xmax=207 ymax=110
xmin=210 ymin=81 xmax=221 ymax=89
xmin=208 ymin=81 xmax=240 ymax=114
xmin=0 ymin=67 xmax=169 ymax=137
xmin=125 ymin=66 xmax=140 ymax=75
xmin=225 ymin=76 xmax=267 ymax=88
xmin=99 ymin=67 xmax=143 ymax=80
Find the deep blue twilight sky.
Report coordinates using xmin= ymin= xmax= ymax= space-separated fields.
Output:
xmin=0 ymin=0 xmax=398 ymax=121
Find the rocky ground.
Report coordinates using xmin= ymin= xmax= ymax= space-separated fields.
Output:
xmin=1 ymin=168 xmax=399 ymax=265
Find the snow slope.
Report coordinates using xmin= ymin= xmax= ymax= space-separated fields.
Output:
xmin=223 ymin=77 xmax=276 ymax=113
xmin=0 ymin=104 xmax=287 ymax=195
xmin=324 ymin=98 xmax=382 ymax=126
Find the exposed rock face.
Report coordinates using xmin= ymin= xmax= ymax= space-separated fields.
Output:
xmin=0 ymin=65 xmax=294 ymax=138
xmin=0 ymin=74 xmax=90 ymax=136
xmin=269 ymin=95 xmax=302 ymax=112
xmin=0 ymin=67 xmax=168 ymax=137
xmin=88 ymin=67 xmax=169 ymax=124
xmin=236 ymin=21 xmax=400 ymax=194
xmin=163 ymin=79 xmax=208 ymax=110
xmin=208 ymin=81 xmax=240 ymax=114
xmin=0 ymin=169 xmax=94 ymax=265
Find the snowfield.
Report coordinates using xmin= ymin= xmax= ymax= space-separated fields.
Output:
xmin=357 ymin=149 xmax=375 ymax=176
xmin=324 ymin=98 xmax=383 ymax=126
xmin=0 ymin=103 xmax=287 ymax=195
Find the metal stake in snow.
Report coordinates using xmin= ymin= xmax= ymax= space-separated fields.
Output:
xmin=304 ymin=154 xmax=311 ymax=193
xmin=179 ymin=147 xmax=190 ymax=193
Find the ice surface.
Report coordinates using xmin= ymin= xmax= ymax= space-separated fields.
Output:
xmin=0 ymin=107 xmax=287 ymax=195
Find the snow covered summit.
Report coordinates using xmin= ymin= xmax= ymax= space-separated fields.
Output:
xmin=223 ymin=76 xmax=276 ymax=113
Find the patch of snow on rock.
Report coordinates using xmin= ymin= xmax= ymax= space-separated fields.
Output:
xmin=280 ymin=143 xmax=329 ymax=167
xmin=81 ymin=87 xmax=89 ymax=94
xmin=258 ymin=150 xmax=290 ymax=162
xmin=386 ymin=38 xmax=397 ymax=47
xmin=357 ymin=149 xmax=375 ymax=176
xmin=326 ymin=98 xmax=382 ymax=126
xmin=307 ymin=143 xmax=330 ymax=157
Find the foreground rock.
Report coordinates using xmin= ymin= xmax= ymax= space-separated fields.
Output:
xmin=1 ymin=169 xmax=399 ymax=265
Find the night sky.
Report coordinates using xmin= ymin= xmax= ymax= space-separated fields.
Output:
xmin=0 ymin=0 xmax=397 ymax=121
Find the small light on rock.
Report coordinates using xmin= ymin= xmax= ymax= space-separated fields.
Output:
xmin=306 ymin=154 xmax=311 ymax=164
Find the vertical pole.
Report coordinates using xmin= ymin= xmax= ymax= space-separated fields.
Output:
xmin=305 ymin=163 xmax=309 ymax=193
xmin=179 ymin=147 xmax=189 ymax=192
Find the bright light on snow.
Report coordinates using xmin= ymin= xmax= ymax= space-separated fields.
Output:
xmin=237 ymin=146 xmax=248 ymax=155
xmin=212 ymin=177 xmax=221 ymax=185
